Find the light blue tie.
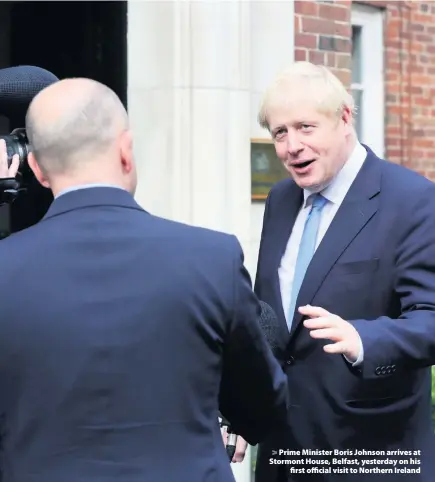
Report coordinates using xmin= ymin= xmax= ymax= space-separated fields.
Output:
xmin=287 ymin=193 xmax=327 ymax=331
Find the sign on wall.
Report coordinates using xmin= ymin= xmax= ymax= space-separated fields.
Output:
xmin=251 ymin=138 xmax=288 ymax=201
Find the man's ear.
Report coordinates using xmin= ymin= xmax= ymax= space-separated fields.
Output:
xmin=341 ymin=105 xmax=353 ymax=132
xmin=119 ymin=130 xmax=134 ymax=174
xmin=28 ymin=152 xmax=50 ymax=188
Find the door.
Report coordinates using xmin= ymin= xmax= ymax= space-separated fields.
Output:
xmin=1 ymin=0 xmax=127 ymax=234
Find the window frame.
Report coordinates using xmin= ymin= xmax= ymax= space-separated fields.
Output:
xmin=351 ymin=4 xmax=385 ymax=158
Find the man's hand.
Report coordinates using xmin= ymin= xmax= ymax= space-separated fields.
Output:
xmin=221 ymin=430 xmax=248 ymax=463
xmin=0 ymin=139 xmax=19 ymax=178
xmin=299 ymin=305 xmax=361 ymax=362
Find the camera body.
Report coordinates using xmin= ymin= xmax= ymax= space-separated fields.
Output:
xmin=0 ymin=127 xmax=31 ymax=204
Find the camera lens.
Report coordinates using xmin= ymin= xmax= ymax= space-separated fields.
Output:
xmin=0 ymin=128 xmax=30 ymax=168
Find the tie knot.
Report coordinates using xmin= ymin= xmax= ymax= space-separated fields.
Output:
xmin=311 ymin=193 xmax=327 ymax=211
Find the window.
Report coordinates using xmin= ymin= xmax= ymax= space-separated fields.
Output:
xmin=351 ymin=25 xmax=363 ymax=138
xmin=351 ymin=4 xmax=385 ymax=157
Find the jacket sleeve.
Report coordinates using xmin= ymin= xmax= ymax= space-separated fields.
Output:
xmin=352 ymin=183 xmax=435 ymax=379
xmin=254 ymin=191 xmax=271 ymax=301
xmin=218 ymin=236 xmax=288 ymax=445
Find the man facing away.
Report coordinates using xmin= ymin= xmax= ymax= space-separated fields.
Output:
xmin=252 ymin=62 xmax=435 ymax=481
xmin=0 ymin=78 xmax=288 ymax=482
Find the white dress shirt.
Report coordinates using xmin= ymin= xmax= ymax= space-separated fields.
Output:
xmin=278 ymin=141 xmax=367 ymax=364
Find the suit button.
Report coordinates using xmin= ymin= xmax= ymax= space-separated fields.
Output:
xmin=286 ymin=357 xmax=295 ymax=365
xmin=375 ymin=367 xmax=382 ymax=376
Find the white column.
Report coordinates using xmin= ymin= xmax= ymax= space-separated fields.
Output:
xmin=128 ymin=0 xmax=252 ymax=249
xmin=248 ymin=0 xmax=295 ymax=278
xmin=128 ymin=2 xmax=252 ymax=481
xmin=127 ymin=1 xmax=175 ymax=219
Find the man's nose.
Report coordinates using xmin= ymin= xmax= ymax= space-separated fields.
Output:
xmin=286 ymin=133 xmax=303 ymax=155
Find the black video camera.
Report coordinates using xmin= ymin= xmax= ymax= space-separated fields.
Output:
xmin=0 ymin=127 xmax=31 ymax=204
xmin=0 ymin=65 xmax=59 ymax=206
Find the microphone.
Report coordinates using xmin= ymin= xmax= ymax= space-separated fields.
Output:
xmin=219 ymin=414 xmax=238 ymax=461
xmin=0 ymin=66 xmax=59 ymax=206
xmin=0 ymin=65 xmax=59 ymax=120
xmin=221 ymin=300 xmax=281 ymax=461
xmin=258 ymin=300 xmax=281 ymax=357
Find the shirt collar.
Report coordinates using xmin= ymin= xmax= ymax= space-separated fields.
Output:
xmin=302 ymin=142 xmax=367 ymax=207
xmin=55 ymin=183 xmax=125 ymax=199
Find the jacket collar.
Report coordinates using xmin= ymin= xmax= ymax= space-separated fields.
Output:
xmin=42 ymin=186 xmax=147 ymax=221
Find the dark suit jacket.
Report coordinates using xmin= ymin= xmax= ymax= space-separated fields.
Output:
xmin=254 ymin=147 xmax=435 ymax=482
xmin=0 ymin=187 xmax=288 ymax=482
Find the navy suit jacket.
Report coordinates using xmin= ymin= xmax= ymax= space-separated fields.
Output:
xmin=0 ymin=187 xmax=288 ymax=482
xmin=255 ymin=147 xmax=435 ymax=482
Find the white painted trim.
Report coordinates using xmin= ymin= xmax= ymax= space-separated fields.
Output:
xmin=351 ymin=4 xmax=385 ymax=157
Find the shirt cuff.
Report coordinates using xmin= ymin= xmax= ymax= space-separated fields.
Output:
xmin=343 ymin=337 xmax=364 ymax=366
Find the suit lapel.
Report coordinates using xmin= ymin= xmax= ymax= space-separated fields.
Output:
xmin=268 ymin=182 xmax=303 ymax=335
xmin=288 ymin=150 xmax=381 ymax=340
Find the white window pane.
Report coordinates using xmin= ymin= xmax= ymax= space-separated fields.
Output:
xmin=351 ymin=88 xmax=363 ymax=139
xmin=351 ymin=25 xmax=362 ymax=84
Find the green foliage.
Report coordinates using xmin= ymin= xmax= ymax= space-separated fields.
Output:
xmin=251 ymin=445 xmax=257 ymax=475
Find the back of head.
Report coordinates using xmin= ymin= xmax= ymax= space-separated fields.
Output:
xmin=258 ymin=61 xmax=356 ymax=130
xmin=25 ymin=78 xmax=136 ymax=195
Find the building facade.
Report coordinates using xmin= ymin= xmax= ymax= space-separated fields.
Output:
xmin=127 ymin=2 xmax=435 ymax=481
xmin=296 ymin=0 xmax=435 ymax=177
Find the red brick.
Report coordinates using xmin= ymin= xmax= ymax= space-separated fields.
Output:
xmin=387 ymin=138 xmax=401 ymax=147
xmin=318 ymin=3 xmax=350 ymax=22
xmin=387 ymin=40 xmax=402 ymax=50
xmin=326 ymin=52 xmax=336 ymax=67
xmin=295 ymin=48 xmax=307 ymax=61
xmin=411 ymin=86 xmax=424 ymax=95
xmin=387 ymin=61 xmax=401 ymax=71
xmin=309 ymin=50 xmax=326 ymax=65
xmin=294 ymin=16 xmax=300 ymax=34
xmin=295 ymin=33 xmax=318 ymax=49
xmin=301 ymin=17 xmax=336 ymax=36
xmin=387 ymin=126 xmax=401 ymax=136
xmin=386 ymin=19 xmax=400 ymax=40
xmin=294 ymin=1 xmax=318 ymax=16
xmin=413 ymin=13 xmax=431 ymax=24
xmin=411 ymin=23 xmax=425 ymax=33
xmin=334 ymin=22 xmax=351 ymax=38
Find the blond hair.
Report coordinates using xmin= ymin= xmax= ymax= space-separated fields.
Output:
xmin=258 ymin=62 xmax=356 ymax=130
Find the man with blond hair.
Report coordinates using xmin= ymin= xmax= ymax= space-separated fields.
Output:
xmin=0 ymin=78 xmax=288 ymax=482
xmin=252 ymin=61 xmax=435 ymax=481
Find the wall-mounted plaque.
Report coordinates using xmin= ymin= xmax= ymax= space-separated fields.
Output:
xmin=251 ymin=138 xmax=288 ymax=201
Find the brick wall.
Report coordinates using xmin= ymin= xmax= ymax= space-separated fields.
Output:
xmin=294 ymin=0 xmax=352 ymax=86
xmin=294 ymin=0 xmax=435 ymax=179
xmin=384 ymin=1 xmax=435 ymax=177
